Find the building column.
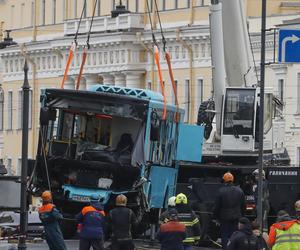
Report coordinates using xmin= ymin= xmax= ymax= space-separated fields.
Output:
xmin=64 ymin=76 xmax=75 ymax=89
xmin=85 ymin=74 xmax=99 ymax=90
xmin=102 ymin=73 xmax=115 ymax=86
xmin=125 ymin=70 xmax=144 ymax=88
xmin=114 ymin=73 xmax=126 ymax=87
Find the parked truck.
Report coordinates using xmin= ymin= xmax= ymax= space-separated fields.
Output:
xmin=177 ymin=0 xmax=294 ymax=243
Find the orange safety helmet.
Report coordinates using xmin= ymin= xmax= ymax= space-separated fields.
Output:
xmin=223 ymin=172 xmax=234 ymax=183
xmin=116 ymin=194 xmax=127 ymax=206
xmin=41 ymin=190 xmax=52 ymax=202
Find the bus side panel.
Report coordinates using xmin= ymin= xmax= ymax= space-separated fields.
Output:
xmin=146 ymin=166 xmax=177 ymax=209
xmin=176 ymin=124 xmax=204 ymax=162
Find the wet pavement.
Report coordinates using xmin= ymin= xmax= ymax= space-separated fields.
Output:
xmin=0 ymin=240 xmax=221 ymax=249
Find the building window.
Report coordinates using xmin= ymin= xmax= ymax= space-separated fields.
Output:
xmin=18 ymin=90 xmax=22 ymax=129
xmin=160 ymin=0 xmax=166 ymax=10
xmin=147 ymin=81 xmax=152 ymax=90
xmin=21 ymin=3 xmax=25 ymax=28
xmin=197 ymin=78 xmax=203 ymax=109
xmin=31 ymin=2 xmax=35 ymax=26
xmin=175 ymin=0 xmax=178 ymax=9
xmin=195 ymin=0 xmax=205 ymax=6
xmin=74 ymin=0 xmax=77 ymax=18
xmin=296 ymin=146 xmax=300 ymax=166
xmin=97 ymin=0 xmax=101 ymax=16
xmin=278 ymin=79 xmax=284 ymax=103
xmin=6 ymin=158 xmax=12 ymax=175
xmin=171 ymin=80 xmax=178 ymax=105
xmin=201 ymin=43 xmax=206 ymax=57
xmin=17 ymin=158 xmax=22 ymax=176
xmin=52 ymin=0 xmax=57 ymax=24
xmin=146 ymin=0 xmax=153 ymax=12
xmin=135 ymin=0 xmax=139 ymax=12
xmin=187 ymin=0 xmax=191 ymax=8
xmin=184 ymin=79 xmax=190 ymax=123
xmin=41 ymin=0 xmax=46 ymax=25
xmin=7 ymin=91 xmax=13 ymax=130
xmin=10 ymin=5 xmax=15 ymax=29
xmin=111 ymin=0 xmax=115 ymax=11
xmin=83 ymin=1 xmax=87 ymax=18
xmin=0 ymin=89 xmax=3 ymax=131
xmin=18 ymin=90 xmax=32 ymax=129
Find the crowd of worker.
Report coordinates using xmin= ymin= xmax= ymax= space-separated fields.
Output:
xmin=37 ymin=169 xmax=300 ymax=250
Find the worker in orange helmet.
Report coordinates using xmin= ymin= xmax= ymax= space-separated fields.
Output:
xmin=213 ymin=172 xmax=246 ymax=250
xmin=107 ymin=194 xmax=137 ymax=250
xmin=76 ymin=194 xmax=106 ymax=250
xmin=38 ymin=191 xmax=67 ymax=250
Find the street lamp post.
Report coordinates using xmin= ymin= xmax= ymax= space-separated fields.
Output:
xmin=258 ymin=0 xmax=267 ymax=231
xmin=18 ymin=60 xmax=30 ymax=250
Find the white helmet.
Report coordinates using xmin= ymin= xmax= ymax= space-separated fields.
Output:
xmin=168 ymin=196 xmax=176 ymax=207
xmin=252 ymin=169 xmax=265 ymax=177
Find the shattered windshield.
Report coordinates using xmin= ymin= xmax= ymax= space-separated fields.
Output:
xmin=223 ymin=89 xmax=256 ymax=135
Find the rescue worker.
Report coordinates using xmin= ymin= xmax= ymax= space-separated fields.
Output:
xmin=252 ymin=169 xmax=270 ymax=232
xmin=268 ymin=210 xmax=300 ymax=249
xmin=252 ymin=221 xmax=269 ymax=250
xmin=160 ymin=196 xmax=176 ymax=224
xmin=107 ymin=194 xmax=137 ymax=250
xmin=157 ymin=208 xmax=186 ymax=250
xmin=227 ymin=217 xmax=260 ymax=250
xmin=295 ymin=200 xmax=300 ymax=220
xmin=175 ymin=193 xmax=201 ymax=250
xmin=213 ymin=172 xmax=245 ymax=250
xmin=76 ymin=194 xmax=105 ymax=250
xmin=38 ymin=190 xmax=67 ymax=250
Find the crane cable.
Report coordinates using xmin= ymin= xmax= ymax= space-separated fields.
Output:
xmin=61 ymin=0 xmax=87 ymax=89
xmin=153 ymin=0 xmax=180 ymax=123
xmin=76 ymin=0 xmax=98 ymax=90
xmin=146 ymin=0 xmax=167 ymax=120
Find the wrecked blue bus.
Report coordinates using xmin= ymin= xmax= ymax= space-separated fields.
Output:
xmin=32 ymin=85 xmax=203 ymax=236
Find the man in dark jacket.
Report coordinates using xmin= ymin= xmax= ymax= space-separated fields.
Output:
xmin=227 ymin=217 xmax=260 ymax=250
xmin=175 ymin=193 xmax=201 ymax=250
xmin=76 ymin=194 xmax=105 ymax=250
xmin=157 ymin=209 xmax=186 ymax=250
xmin=107 ymin=194 xmax=137 ymax=250
xmin=38 ymin=191 xmax=67 ymax=250
xmin=252 ymin=169 xmax=269 ymax=232
xmin=213 ymin=172 xmax=246 ymax=249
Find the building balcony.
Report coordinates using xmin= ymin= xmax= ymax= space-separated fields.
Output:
xmin=64 ymin=13 xmax=145 ymax=36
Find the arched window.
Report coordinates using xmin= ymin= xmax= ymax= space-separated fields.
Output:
xmin=0 ymin=87 xmax=4 ymax=131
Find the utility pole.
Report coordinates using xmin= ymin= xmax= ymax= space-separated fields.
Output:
xmin=18 ymin=60 xmax=30 ymax=250
xmin=258 ymin=0 xmax=267 ymax=232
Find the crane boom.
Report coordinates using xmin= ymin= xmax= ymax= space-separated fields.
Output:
xmin=222 ymin=0 xmax=257 ymax=87
xmin=210 ymin=0 xmax=227 ymax=137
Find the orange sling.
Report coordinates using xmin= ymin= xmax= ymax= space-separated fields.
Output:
xmin=60 ymin=42 xmax=76 ymax=89
xmin=154 ymin=46 xmax=167 ymax=120
xmin=165 ymin=51 xmax=179 ymax=122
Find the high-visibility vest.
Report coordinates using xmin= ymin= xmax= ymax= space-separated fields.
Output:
xmin=273 ymin=223 xmax=300 ymax=250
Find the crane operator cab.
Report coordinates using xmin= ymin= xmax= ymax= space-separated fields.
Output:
xmin=219 ymin=87 xmax=285 ymax=162
xmin=222 ymin=88 xmax=257 ymax=153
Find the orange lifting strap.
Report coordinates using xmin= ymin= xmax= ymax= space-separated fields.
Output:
xmin=154 ymin=46 xmax=167 ymax=120
xmin=165 ymin=51 xmax=179 ymax=122
xmin=60 ymin=42 xmax=76 ymax=89
xmin=76 ymin=48 xmax=87 ymax=90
